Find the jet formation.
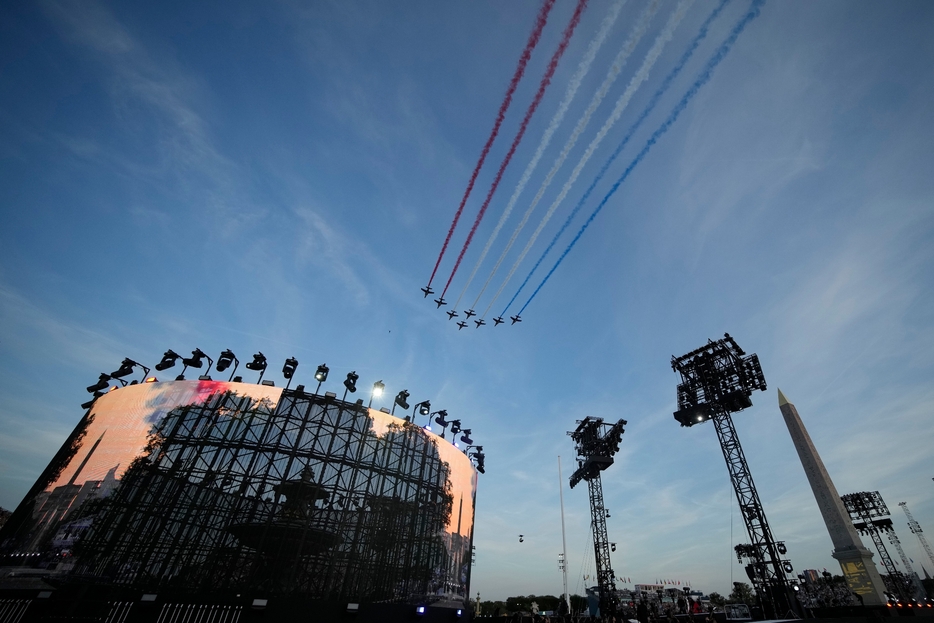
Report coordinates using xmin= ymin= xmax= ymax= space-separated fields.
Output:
xmin=424 ymin=285 xmax=520 ymax=329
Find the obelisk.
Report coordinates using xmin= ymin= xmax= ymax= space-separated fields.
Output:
xmin=778 ymin=389 xmax=888 ymax=605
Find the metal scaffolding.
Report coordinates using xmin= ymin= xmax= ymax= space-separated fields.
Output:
xmin=76 ymin=387 xmax=465 ymax=603
xmin=671 ymin=334 xmax=797 ymax=619
xmin=842 ymin=491 xmax=919 ymax=601
xmin=568 ymin=416 xmax=626 ymax=617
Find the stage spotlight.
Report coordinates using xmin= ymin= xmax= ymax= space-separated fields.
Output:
xmin=110 ymin=358 xmax=138 ymax=379
xmin=460 ymin=429 xmax=473 ymax=445
xmin=344 ymin=371 xmax=358 ymax=393
xmin=282 ymin=357 xmax=299 ymax=379
xmin=182 ymin=348 xmax=208 ymax=369
xmin=611 ymin=543 xmax=617 ymax=552
xmin=315 ymin=364 xmax=329 ymax=382
xmin=216 ymin=350 xmax=238 ymax=377
xmin=518 ymin=534 xmax=524 ymax=543
xmin=81 ymin=391 xmax=104 ymax=410
xmin=782 ymin=561 xmax=793 ymax=574
xmin=434 ymin=410 xmax=449 ymax=427
xmin=155 ymin=349 xmax=180 ymax=371
xmin=245 ymin=352 xmax=267 ymax=372
xmin=394 ymin=390 xmax=410 ymax=411
xmin=418 ymin=401 xmax=431 ymax=416
xmin=777 ymin=542 xmax=787 ymax=555
xmin=372 ymin=380 xmax=384 ymax=398
xmin=86 ymin=374 xmax=111 ymax=393
xmin=450 ymin=420 xmax=461 ymax=435
xmin=416 ymin=605 xmax=427 ymax=616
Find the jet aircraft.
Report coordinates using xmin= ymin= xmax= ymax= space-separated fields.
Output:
xmin=510 ymin=315 xmax=522 ymax=324
xmin=421 ymin=286 xmax=434 ymax=298
xmin=434 ymin=297 xmax=446 ymax=308
xmin=464 ymin=309 xmax=476 ymax=319
xmin=493 ymin=317 xmax=505 ymax=326
xmin=457 ymin=321 xmax=468 ymax=330
xmin=446 ymin=310 xmax=458 ymax=320
xmin=474 ymin=319 xmax=486 ymax=328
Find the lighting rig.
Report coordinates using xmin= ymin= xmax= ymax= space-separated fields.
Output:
xmin=568 ymin=416 xmax=626 ymax=617
xmin=80 ymin=349 xmax=485 ymax=477
xmin=898 ymin=502 xmax=934 ymax=570
xmin=671 ymin=334 xmax=799 ymax=619
xmin=842 ymin=492 xmax=921 ymax=601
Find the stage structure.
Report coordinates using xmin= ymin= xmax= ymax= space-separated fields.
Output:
xmin=0 ymin=350 xmax=481 ymax=622
xmin=568 ymin=416 xmax=626 ymax=617
xmin=899 ymin=501 xmax=934 ymax=570
xmin=841 ymin=491 xmax=925 ymax=601
xmin=671 ymin=334 xmax=800 ymax=619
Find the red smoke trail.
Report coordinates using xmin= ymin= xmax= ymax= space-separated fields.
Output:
xmin=440 ymin=0 xmax=589 ymax=299
xmin=425 ymin=0 xmax=557 ymax=291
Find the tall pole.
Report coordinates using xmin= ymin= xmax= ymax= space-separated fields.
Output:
xmin=558 ymin=456 xmax=570 ymax=615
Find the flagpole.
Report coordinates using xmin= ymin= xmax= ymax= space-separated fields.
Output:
xmin=558 ymin=456 xmax=571 ymax=615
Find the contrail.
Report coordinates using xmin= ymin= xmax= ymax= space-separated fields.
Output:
xmin=482 ymin=0 xmax=694 ymax=318
xmin=449 ymin=0 xmax=628 ymax=312
xmin=424 ymin=0 xmax=556 ymax=291
xmin=516 ymin=0 xmax=767 ymax=317
xmin=439 ymin=0 xmax=589 ymax=299
xmin=501 ymin=0 xmax=731 ymax=316
xmin=468 ymin=0 xmax=663 ymax=312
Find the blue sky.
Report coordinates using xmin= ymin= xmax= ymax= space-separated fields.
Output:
xmin=1 ymin=0 xmax=933 ymax=602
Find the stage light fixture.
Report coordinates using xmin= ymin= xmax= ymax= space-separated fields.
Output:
xmin=416 ymin=605 xmax=427 ymax=616
xmin=777 ymin=542 xmax=787 ymax=555
xmin=450 ymin=419 xmax=461 ymax=435
xmin=460 ymin=429 xmax=473 ymax=445
xmin=418 ymin=401 xmax=431 ymax=416
xmin=282 ymin=357 xmax=298 ymax=379
xmin=782 ymin=561 xmax=793 ymax=574
xmin=315 ymin=364 xmax=329 ymax=382
xmin=154 ymin=349 xmax=180 ymax=371
xmin=245 ymin=352 xmax=267 ymax=383
xmin=110 ymin=358 xmax=138 ymax=379
xmin=144 ymin=377 xmax=157 ymax=383
xmin=611 ymin=543 xmax=617 ymax=552
xmin=394 ymin=390 xmax=410 ymax=411
xmin=245 ymin=352 xmax=267 ymax=371
xmin=81 ymin=391 xmax=104 ymax=410
xmin=86 ymin=374 xmax=111 ymax=393
xmin=372 ymin=380 xmax=384 ymax=397
xmin=182 ymin=348 xmax=208 ymax=369
xmin=216 ymin=349 xmax=239 ymax=380
xmin=343 ymin=371 xmax=358 ymax=393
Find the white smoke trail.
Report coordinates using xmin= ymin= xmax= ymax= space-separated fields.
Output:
xmin=482 ymin=0 xmax=695 ymax=317
xmin=469 ymin=0 xmax=662 ymax=312
xmin=450 ymin=0 xmax=628 ymax=313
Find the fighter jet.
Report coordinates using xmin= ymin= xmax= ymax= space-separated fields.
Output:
xmin=474 ymin=319 xmax=486 ymax=328
xmin=457 ymin=321 xmax=468 ymax=330
xmin=446 ymin=310 xmax=459 ymax=320
xmin=493 ymin=317 xmax=505 ymax=326
xmin=434 ymin=297 xmax=446 ymax=308
xmin=464 ymin=309 xmax=476 ymax=319
xmin=421 ymin=286 xmax=434 ymax=298
xmin=510 ymin=315 xmax=522 ymax=325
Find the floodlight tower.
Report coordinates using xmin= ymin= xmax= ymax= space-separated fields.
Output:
xmin=898 ymin=502 xmax=934 ymax=569
xmin=671 ymin=334 xmax=798 ymax=619
xmin=568 ymin=416 xmax=626 ymax=617
xmin=842 ymin=492 xmax=922 ymax=601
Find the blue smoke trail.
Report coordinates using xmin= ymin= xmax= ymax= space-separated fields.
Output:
xmin=499 ymin=0 xmax=732 ymax=318
xmin=512 ymin=0 xmax=765 ymax=317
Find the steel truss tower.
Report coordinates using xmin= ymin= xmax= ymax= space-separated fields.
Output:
xmin=671 ymin=334 xmax=798 ymax=619
xmin=842 ymin=492 xmax=920 ymax=601
xmin=899 ymin=502 xmax=934 ymax=569
xmin=568 ymin=417 xmax=626 ymax=617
